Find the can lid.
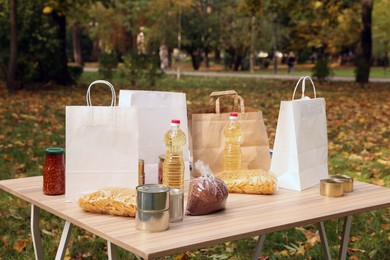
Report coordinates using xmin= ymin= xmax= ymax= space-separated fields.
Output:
xmin=45 ymin=148 xmax=64 ymax=154
xmin=137 ymin=184 xmax=170 ymax=193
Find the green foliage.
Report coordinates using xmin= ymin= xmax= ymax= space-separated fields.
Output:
xmin=0 ymin=1 xmax=75 ymax=86
xmin=119 ymin=53 xmax=163 ymax=86
xmin=68 ymin=66 xmax=84 ymax=82
xmin=312 ymin=57 xmax=334 ymax=82
xmin=98 ymin=52 xmax=118 ymax=80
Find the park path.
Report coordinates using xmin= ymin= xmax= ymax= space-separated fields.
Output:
xmin=84 ymin=67 xmax=390 ymax=83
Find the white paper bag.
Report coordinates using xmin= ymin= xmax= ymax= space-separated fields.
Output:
xmin=119 ymin=90 xmax=189 ymax=183
xmin=270 ymin=76 xmax=328 ymax=191
xmin=66 ymin=80 xmax=138 ymax=202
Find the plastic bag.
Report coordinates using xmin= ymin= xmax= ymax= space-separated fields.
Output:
xmin=186 ymin=161 xmax=228 ymax=216
xmin=78 ymin=188 xmax=136 ymax=217
xmin=216 ymin=169 xmax=277 ymax=195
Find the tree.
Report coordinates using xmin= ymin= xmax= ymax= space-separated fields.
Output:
xmin=372 ymin=0 xmax=390 ymax=59
xmin=6 ymin=0 xmax=17 ymax=93
xmin=356 ymin=0 xmax=373 ymax=84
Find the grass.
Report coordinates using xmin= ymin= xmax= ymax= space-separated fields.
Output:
xmin=0 ymin=73 xmax=389 ymax=259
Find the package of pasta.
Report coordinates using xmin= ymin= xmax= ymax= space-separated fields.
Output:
xmin=186 ymin=161 xmax=228 ymax=216
xmin=78 ymin=188 xmax=137 ymax=217
xmin=215 ymin=169 xmax=277 ymax=195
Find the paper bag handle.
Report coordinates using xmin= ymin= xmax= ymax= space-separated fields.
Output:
xmin=86 ymin=80 xmax=116 ymax=106
xmin=215 ymin=95 xmax=245 ymax=114
xmin=209 ymin=90 xmax=238 ymax=98
xmin=292 ymin=76 xmax=317 ymax=100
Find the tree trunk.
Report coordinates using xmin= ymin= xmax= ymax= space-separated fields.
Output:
xmin=233 ymin=54 xmax=242 ymax=71
xmin=190 ymin=50 xmax=202 ymax=70
xmin=356 ymin=0 xmax=373 ymax=84
xmin=92 ymin=38 xmax=99 ymax=62
xmin=273 ymin=15 xmax=279 ymax=74
xmin=72 ymin=21 xmax=83 ymax=66
xmin=249 ymin=15 xmax=256 ymax=73
xmin=204 ymin=48 xmax=209 ymax=68
xmin=7 ymin=0 xmax=17 ymax=93
xmin=52 ymin=11 xmax=73 ymax=85
xmin=214 ymin=47 xmax=221 ymax=64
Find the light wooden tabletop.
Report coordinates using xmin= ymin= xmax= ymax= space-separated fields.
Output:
xmin=0 ymin=176 xmax=389 ymax=259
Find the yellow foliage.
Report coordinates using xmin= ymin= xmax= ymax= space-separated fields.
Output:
xmin=42 ymin=6 xmax=53 ymax=14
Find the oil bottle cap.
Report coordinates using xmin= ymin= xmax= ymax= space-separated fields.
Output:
xmin=171 ymin=119 xmax=180 ymax=126
xmin=229 ymin=113 xmax=238 ymax=120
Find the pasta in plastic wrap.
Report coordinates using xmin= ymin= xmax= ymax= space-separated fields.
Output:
xmin=216 ymin=169 xmax=277 ymax=195
xmin=78 ymin=188 xmax=136 ymax=217
xmin=186 ymin=161 xmax=228 ymax=216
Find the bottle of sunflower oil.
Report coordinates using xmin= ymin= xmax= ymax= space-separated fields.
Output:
xmin=163 ymin=119 xmax=186 ymax=190
xmin=223 ymin=113 xmax=242 ymax=171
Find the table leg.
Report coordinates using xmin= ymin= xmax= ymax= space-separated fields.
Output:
xmin=338 ymin=216 xmax=352 ymax=260
xmin=252 ymin=234 xmax=266 ymax=260
xmin=108 ymin=241 xmax=119 ymax=260
xmin=317 ymin=222 xmax=332 ymax=260
xmin=55 ymin=221 xmax=73 ymax=260
xmin=31 ymin=204 xmax=44 ymax=260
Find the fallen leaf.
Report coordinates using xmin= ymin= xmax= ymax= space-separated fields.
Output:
xmin=2 ymin=236 xmax=9 ymax=246
xmin=64 ymin=249 xmax=71 ymax=260
xmin=381 ymin=224 xmax=389 ymax=231
xmin=13 ymin=239 xmax=26 ymax=252
xmin=350 ymin=236 xmax=360 ymax=242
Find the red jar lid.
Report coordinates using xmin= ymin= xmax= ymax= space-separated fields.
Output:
xmin=45 ymin=148 xmax=64 ymax=154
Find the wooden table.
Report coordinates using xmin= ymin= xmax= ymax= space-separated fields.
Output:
xmin=0 ymin=176 xmax=389 ymax=260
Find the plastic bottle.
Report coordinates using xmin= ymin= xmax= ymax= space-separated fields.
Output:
xmin=163 ymin=119 xmax=186 ymax=190
xmin=223 ymin=113 xmax=242 ymax=171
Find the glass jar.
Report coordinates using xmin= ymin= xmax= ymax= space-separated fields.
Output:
xmin=43 ymin=148 xmax=65 ymax=195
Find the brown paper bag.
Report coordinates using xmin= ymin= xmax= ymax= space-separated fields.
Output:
xmin=189 ymin=90 xmax=271 ymax=177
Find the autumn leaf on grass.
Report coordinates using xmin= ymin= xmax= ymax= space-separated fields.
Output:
xmin=284 ymin=243 xmax=305 ymax=256
xmin=13 ymin=239 xmax=26 ymax=252
xmin=174 ymin=252 xmax=191 ymax=260
xmin=381 ymin=224 xmax=390 ymax=231
xmin=2 ymin=236 xmax=9 ymax=246
xmin=64 ymin=249 xmax=71 ymax=260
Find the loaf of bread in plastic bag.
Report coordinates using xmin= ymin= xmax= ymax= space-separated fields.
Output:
xmin=78 ymin=188 xmax=136 ymax=217
xmin=216 ymin=169 xmax=277 ymax=195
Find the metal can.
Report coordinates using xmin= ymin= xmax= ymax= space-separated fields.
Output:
xmin=158 ymin=154 xmax=165 ymax=184
xmin=169 ymin=188 xmax=184 ymax=222
xmin=320 ymin=179 xmax=344 ymax=197
xmin=330 ymin=175 xmax=354 ymax=192
xmin=138 ymin=159 xmax=145 ymax=185
xmin=135 ymin=184 xmax=170 ymax=232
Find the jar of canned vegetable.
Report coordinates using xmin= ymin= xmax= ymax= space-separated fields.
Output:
xmin=43 ymin=148 xmax=65 ymax=195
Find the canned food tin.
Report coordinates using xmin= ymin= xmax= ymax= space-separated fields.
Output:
xmin=169 ymin=188 xmax=184 ymax=222
xmin=158 ymin=154 xmax=165 ymax=184
xmin=330 ymin=175 xmax=354 ymax=192
xmin=135 ymin=184 xmax=170 ymax=232
xmin=320 ymin=179 xmax=344 ymax=197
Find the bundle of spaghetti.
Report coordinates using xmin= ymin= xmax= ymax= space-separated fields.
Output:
xmin=79 ymin=188 xmax=136 ymax=217
xmin=216 ymin=169 xmax=277 ymax=195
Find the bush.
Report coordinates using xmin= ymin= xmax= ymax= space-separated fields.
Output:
xmin=68 ymin=66 xmax=84 ymax=82
xmin=98 ymin=52 xmax=118 ymax=80
xmin=312 ymin=57 xmax=334 ymax=82
xmin=119 ymin=53 xmax=163 ymax=86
